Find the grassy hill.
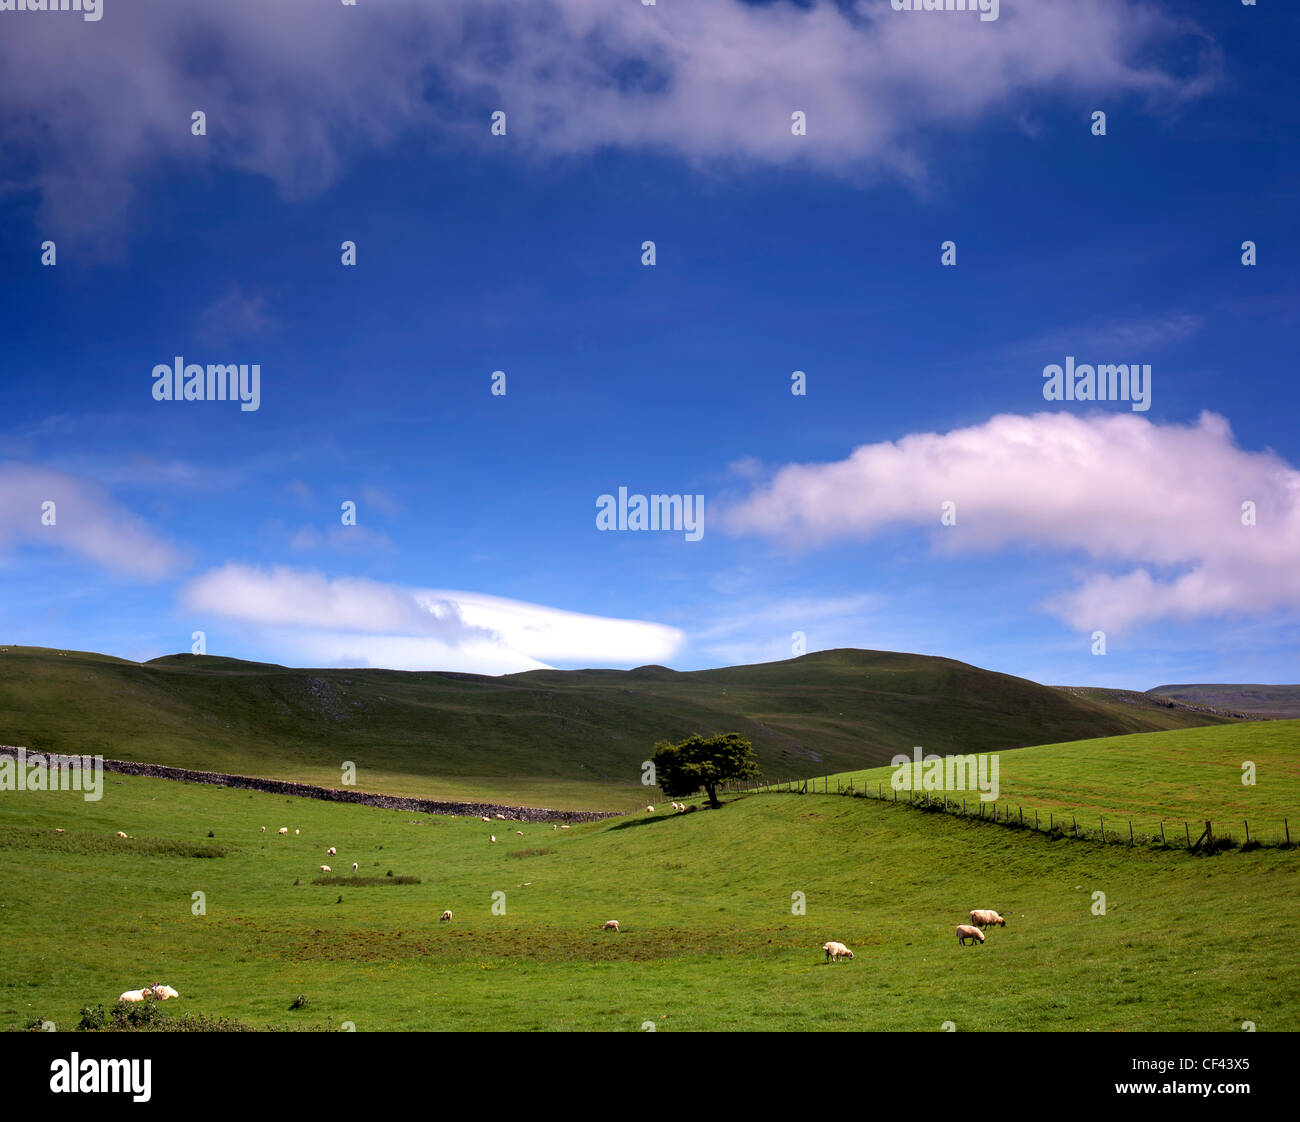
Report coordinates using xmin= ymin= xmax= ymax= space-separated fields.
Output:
xmin=807 ymin=720 xmax=1300 ymax=847
xmin=1150 ymin=684 xmax=1300 ymax=719
xmin=2 ymin=769 xmax=1296 ymax=1031
xmin=0 ymin=646 xmax=1241 ymax=810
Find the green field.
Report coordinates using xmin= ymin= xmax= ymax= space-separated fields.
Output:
xmin=0 ymin=646 xmax=1238 ymax=812
xmin=811 ymin=721 xmax=1300 ymax=847
xmin=3 ymin=726 xmax=1298 ymax=1032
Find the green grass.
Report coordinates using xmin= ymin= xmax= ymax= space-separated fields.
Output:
xmin=2 ymin=765 xmax=1297 ymax=1031
xmin=0 ymin=646 xmax=1239 ymax=811
xmin=804 ymin=720 xmax=1300 ymax=846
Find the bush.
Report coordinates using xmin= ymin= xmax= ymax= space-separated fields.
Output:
xmin=77 ymin=1004 xmax=107 ymax=1032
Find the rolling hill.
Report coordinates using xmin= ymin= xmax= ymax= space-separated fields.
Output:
xmin=0 ymin=645 xmax=1245 ymax=809
xmin=1150 ymin=684 xmax=1300 ymax=719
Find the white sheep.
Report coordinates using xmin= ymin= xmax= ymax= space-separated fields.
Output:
xmin=440 ymin=910 xmax=453 ymax=922
xmin=601 ymin=920 xmax=620 ymax=932
xmin=559 ymin=824 xmax=570 ymax=830
xmin=151 ymin=984 xmax=179 ymax=1000
xmin=118 ymin=988 xmax=151 ymax=1003
xmin=495 ymin=814 xmax=506 ymax=820
xmin=481 ymin=816 xmax=491 ymax=822
xmin=489 ymin=835 xmax=496 ymax=843
xmin=320 ymin=865 xmax=332 ymax=873
xmin=115 ymin=831 xmax=128 ymax=838
xmin=294 ymin=829 xmax=300 ymax=835
xmin=646 ymin=805 xmax=654 ymax=813
xmin=352 ymin=862 xmax=358 ymax=872
xmin=822 ymin=941 xmax=854 ymax=962
xmin=969 ymin=909 xmax=1006 ymax=928
xmin=515 ymin=830 xmax=523 ymax=836
xmin=327 ymin=847 xmax=337 ymax=856
xmin=278 ymin=827 xmax=288 ymax=834
xmin=260 ymin=826 xmax=266 ymax=833
xmin=957 ymin=924 xmax=986 ymax=946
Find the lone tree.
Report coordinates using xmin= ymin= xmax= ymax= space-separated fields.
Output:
xmin=652 ymin=732 xmax=759 ymax=809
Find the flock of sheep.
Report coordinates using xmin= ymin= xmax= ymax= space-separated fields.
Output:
xmin=822 ymin=909 xmax=1007 ymax=963
xmin=110 ymin=803 xmax=1012 ymax=1006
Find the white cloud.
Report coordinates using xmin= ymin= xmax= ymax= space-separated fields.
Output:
xmin=0 ymin=0 xmax=1218 ymax=247
xmin=720 ymin=411 xmax=1300 ymax=633
xmin=180 ymin=564 xmax=685 ymax=673
xmin=0 ymin=462 xmax=188 ymax=579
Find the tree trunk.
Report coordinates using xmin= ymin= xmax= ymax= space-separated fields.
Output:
xmin=705 ymin=783 xmax=720 ymax=808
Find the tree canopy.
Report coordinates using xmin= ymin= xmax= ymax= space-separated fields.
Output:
xmin=651 ymin=732 xmax=759 ymax=808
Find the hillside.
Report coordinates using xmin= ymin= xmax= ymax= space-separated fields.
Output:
xmin=814 ymin=720 xmax=1300 ymax=847
xmin=2 ymin=771 xmax=1297 ymax=1031
xmin=1150 ymin=684 xmax=1300 ymax=719
xmin=0 ymin=645 xmax=1242 ymax=810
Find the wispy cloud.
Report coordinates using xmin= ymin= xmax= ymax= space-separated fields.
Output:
xmin=0 ymin=462 xmax=189 ymax=579
xmin=180 ymin=564 xmax=685 ymax=674
xmin=0 ymin=0 xmax=1218 ymax=248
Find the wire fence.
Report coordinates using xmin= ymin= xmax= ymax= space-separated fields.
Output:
xmin=710 ymin=774 xmax=1296 ymax=853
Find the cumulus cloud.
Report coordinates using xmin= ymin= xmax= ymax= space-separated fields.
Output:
xmin=181 ymin=564 xmax=685 ymax=673
xmin=0 ymin=0 xmax=1217 ymax=247
xmin=720 ymin=412 xmax=1300 ymax=632
xmin=0 ymin=462 xmax=188 ymax=579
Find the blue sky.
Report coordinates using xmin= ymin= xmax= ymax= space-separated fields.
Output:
xmin=1 ymin=0 xmax=1297 ymax=688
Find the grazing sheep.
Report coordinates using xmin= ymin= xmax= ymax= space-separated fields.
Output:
xmin=352 ymin=862 xmax=358 ymax=872
xmin=320 ymin=865 xmax=332 ymax=873
xmin=440 ymin=910 xmax=453 ymax=922
xmin=515 ymin=830 xmax=523 ymax=836
xmin=553 ymin=824 xmax=558 ymax=830
xmin=278 ymin=827 xmax=288 ymax=834
xmin=118 ymin=988 xmax=151 ymax=1003
xmin=822 ymin=941 xmax=854 ymax=962
xmin=969 ymin=909 xmax=1006 ymax=928
xmin=294 ymin=829 xmax=300 ymax=835
xmin=601 ymin=920 xmax=620 ymax=932
xmin=481 ymin=816 xmax=491 ymax=822
xmin=956 ymin=924 xmax=986 ymax=946
xmin=646 ymin=805 xmax=655 ymax=813
xmin=260 ymin=826 xmax=266 ymax=833
xmin=489 ymin=835 xmax=496 ymax=843
xmin=151 ymin=984 xmax=179 ymax=1000
xmin=327 ymin=847 xmax=337 ymax=856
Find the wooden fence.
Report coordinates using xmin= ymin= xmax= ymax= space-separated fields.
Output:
xmin=705 ymin=774 xmax=1295 ymax=852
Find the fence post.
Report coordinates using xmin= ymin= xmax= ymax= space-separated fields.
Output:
xmin=1287 ymin=818 xmax=1291 ymax=846
xmin=1129 ymin=821 xmax=1133 ymax=846
xmin=1185 ymin=822 xmax=1191 ymax=848
xmin=1245 ymin=820 xmax=1250 ymax=845
xmin=1035 ymin=810 xmax=1039 ymax=831
xmin=1100 ymin=815 xmax=1104 ymax=843
xmin=1159 ymin=821 xmax=1165 ymax=846
xmin=1072 ymin=816 xmax=1078 ymax=838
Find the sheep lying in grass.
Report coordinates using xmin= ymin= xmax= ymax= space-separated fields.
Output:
xmin=119 ymin=987 xmax=152 ymax=1003
xmin=440 ymin=910 xmax=453 ymax=922
xmin=601 ymin=920 xmax=620 ymax=932
xmin=822 ymin=941 xmax=854 ymax=962
xmin=956 ymin=924 xmax=985 ymax=946
xmin=115 ymin=831 xmax=128 ymax=839
xmin=969 ymin=909 xmax=1005 ymax=928
xmin=278 ymin=827 xmax=288 ymax=835
xmin=151 ymin=984 xmax=179 ymax=1000
xmin=481 ymin=816 xmax=491 ymax=822
xmin=320 ymin=865 xmax=332 ymax=873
